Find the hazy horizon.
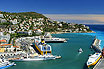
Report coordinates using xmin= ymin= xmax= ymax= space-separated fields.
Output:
xmin=44 ymin=14 xmax=104 ymax=25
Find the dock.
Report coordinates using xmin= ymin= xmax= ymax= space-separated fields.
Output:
xmin=90 ymin=38 xmax=103 ymax=69
xmin=93 ymin=59 xmax=104 ymax=69
xmin=91 ymin=38 xmax=102 ymax=52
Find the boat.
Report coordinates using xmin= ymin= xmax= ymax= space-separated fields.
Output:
xmin=78 ymin=48 xmax=83 ymax=53
xmin=43 ymin=32 xmax=67 ymax=43
xmin=0 ymin=59 xmax=16 ymax=69
xmin=32 ymin=38 xmax=52 ymax=55
xmin=87 ymin=53 xmax=102 ymax=68
xmin=10 ymin=38 xmax=61 ymax=61
xmin=43 ymin=38 xmax=67 ymax=43
xmin=11 ymin=55 xmax=61 ymax=61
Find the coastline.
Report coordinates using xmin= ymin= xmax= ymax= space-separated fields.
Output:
xmin=51 ymin=31 xmax=95 ymax=34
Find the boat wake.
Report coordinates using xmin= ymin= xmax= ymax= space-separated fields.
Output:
xmin=77 ymin=52 xmax=82 ymax=56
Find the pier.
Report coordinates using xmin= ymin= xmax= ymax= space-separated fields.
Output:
xmin=90 ymin=38 xmax=103 ymax=69
xmin=91 ymin=38 xmax=102 ymax=52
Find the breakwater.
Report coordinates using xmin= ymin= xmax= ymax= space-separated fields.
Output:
xmin=91 ymin=38 xmax=102 ymax=53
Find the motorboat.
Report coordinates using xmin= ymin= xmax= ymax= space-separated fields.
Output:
xmin=78 ymin=48 xmax=83 ymax=53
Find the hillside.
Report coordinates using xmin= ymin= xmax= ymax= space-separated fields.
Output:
xmin=0 ymin=11 xmax=94 ymax=37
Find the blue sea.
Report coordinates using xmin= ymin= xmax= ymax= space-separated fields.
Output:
xmin=8 ymin=25 xmax=104 ymax=69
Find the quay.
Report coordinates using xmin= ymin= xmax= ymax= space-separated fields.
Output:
xmin=91 ymin=38 xmax=102 ymax=52
xmin=93 ymin=59 xmax=104 ymax=69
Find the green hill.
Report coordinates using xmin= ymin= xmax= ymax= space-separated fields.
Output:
xmin=1 ymin=11 xmax=47 ymax=19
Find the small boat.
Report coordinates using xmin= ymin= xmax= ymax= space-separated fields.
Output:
xmin=87 ymin=53 xmax=102 ymax=68
xmin=78 ymin=48 xmax=83 ymax=53
xmin=0 ymin=59 xmax=16 ymax=69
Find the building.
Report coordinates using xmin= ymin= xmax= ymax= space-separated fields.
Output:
xmin=0 ymin=32 xmax=3 ymax=36
xmin=33 ymin=29 xmax=42 ymax=34
xmin=0 ymin=44 xmax=20 ymax=53
xmin=10 ymin=19 xmax=18 ymax=24
xmin=0 ymin=40 xmax=7 ymax=44
xmin=28 ymin=30 xmax=32 ymax=35
xmin=0 ymin=14 xmax=3 ymax=18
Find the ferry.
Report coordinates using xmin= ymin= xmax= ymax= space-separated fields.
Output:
xmin=87 ymin=53 xmax=102 ymax=68
xmin=43 ymin=38 xmax=67 ymax=43
xmin=32 ymin=38 xmax=52 ymax=55
xmin=43 ymin=32 xmax=67 ymax=43
xmin=10 ymin=55 xmax=61 ymax=61
xmin=0 ymin=59 xmax=16 ymax=69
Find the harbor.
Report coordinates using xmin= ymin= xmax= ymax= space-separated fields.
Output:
xmin=4 ymin=33 xmax=94 ymax=69
xmin=0 ymin=26 xmax=104 ymax=69
xmin=0 ymin=33 xmax=63 ymax=68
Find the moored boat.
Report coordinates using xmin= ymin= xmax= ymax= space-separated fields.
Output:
xmin=0 ymin=59 xmax=16 ymax=69
xmin=87 ymin=53 xmax=102 ymax=68
xmin=43 ymin=32 xmax=67 ymax=43
xmin=32 ymin=38 xmax=52 ymax=55
xmin=10 ymin=55 xmax=61 ymax=61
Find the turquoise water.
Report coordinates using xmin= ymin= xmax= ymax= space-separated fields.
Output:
xmin=8 ymin=33 xmax=95 ymax=69
xmin=8 ymin=25 xmax=104 ymax=69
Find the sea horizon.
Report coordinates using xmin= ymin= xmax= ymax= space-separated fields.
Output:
xmin=44 ymin=14 xmax=104 ymax=25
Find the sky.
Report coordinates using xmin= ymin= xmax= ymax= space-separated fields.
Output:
xmin=0 ymin=0 xmax=104 ymax=14
xmin=44 ymin=14 xmax=104 ymax=24
xmin=1 ymin=0 xmax=104 ymax=24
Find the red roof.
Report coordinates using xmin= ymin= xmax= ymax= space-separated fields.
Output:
xmin=0 ymin=44 xmax=12 ymax=46
xmin=0 ymin=40 xmax=6 ymax=42
xmin=13 ymin=46 xmax=19 ymax=48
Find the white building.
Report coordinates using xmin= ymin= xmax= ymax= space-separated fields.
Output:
xmin=28 ymin=30 xmax=32 ymax=35
xmin=0 ymin=32 xmax=3 ymax=36
xmin=0 ymin=14 xmax=3 ymax=18
xmin=10 ymin=19 xmax=18 ymax=24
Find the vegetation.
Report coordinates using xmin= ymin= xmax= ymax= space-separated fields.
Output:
xmin=1 ymin=12 xmax=47 ymax=19
xmin=0 ymin=22 xmax=12 ymax=25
